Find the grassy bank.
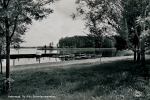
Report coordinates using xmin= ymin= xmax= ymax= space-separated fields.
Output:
xmin=0 ymin=59 xmax=150 ymax=100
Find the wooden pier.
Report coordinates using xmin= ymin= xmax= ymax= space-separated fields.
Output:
xmin=0 ymin=53 xmax=59 ymax=59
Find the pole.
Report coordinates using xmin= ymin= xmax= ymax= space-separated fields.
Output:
xmin=13 ymin=59 xmax=15 ymax=66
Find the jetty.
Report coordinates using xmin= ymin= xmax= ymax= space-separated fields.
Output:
xmin=0 ymin=53 xmax=59 ymax=59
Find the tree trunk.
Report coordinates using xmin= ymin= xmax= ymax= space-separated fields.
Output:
xmin=5 ymin=23 xmax=11 ymax=93
xmin=0 ymin=51 xmax=2 ymax=74
xmin=137 ymin=43 xmax=140 ymax=61
xmin=134 ymin=44 xmax=136 ymax=60
xmin=133 ymin=24 xmax=140 ymax=62
xmin=0 ymin=60 xmax=2 ymax=74
xmin=0 ymin=45 xmax=2 ymax=74
xmin=140 ymin=40 xmax=146 ymax=67
xmin=137 ymin=53 xmax=141 ymax=62
xmin=3 ymin=0 xmax=12 ymax=93
xmin=140 ymin=40 xmax=149 ymax=81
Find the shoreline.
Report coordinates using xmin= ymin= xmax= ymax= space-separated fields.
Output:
xmin=1 ymin=56 xmax=134 ymax=72
xmin=37 ymin=47 xmax=116 ymax=50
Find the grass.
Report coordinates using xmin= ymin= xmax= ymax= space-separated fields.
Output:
xmin=0 ymin=59 xmax=150 ymax=100
xmin=146 ymin=50 xmax=150 ymax=55
xmin=116 ymin=50 xmax=134 ymax=56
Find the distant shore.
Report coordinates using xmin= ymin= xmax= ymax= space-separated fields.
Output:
xmin=37 ymin=47 xmax=116 ymax=50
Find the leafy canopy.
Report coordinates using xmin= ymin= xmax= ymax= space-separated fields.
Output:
xmin=0 ymin=0 xmax=57 ymax=39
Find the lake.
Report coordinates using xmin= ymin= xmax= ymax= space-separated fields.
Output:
xmin=2 ymin=48 xmax=117 ymax=66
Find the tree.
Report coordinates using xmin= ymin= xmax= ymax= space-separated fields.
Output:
xmin=58 ymin=36 xmax=93 ymax=48
xmin=58 ymin=35 xmax=116 ymax=48
xmin=136 ymin=13 xmax=150 ymax=67
xmin=74 ymin=0 xmax=150 ymax=68
xmin=0 ymin=33 xmax=23 ymax=74
xmin=102 ymin=36 xmax=116 ymax=48
xmin=11 ymin=33 xmax=24 ymax=48
xmin=113 ymin=35 xmax=127 ymax=51
xmin=0 ymin=37 xmax=5 ymax=74
xmin=0 ymin=0 xmax=57 ymax=93
xmin=119 ymin=0 xmax=142 ymax=61
xmin=74 ymin=0 xmax=122 ymax=48
xmin=119 ymin=0 xmax=150 ymax=67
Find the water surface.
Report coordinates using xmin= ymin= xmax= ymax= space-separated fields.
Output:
xmin=2 ymin=48 xmax=116 ymax=66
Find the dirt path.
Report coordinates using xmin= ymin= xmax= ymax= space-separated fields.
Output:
xmin=2 ymin=56 xmax=134 ymax=72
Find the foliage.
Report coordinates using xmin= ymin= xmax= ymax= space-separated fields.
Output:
xmin=58 ymin=35 xmax=116 ymax=48
xmin=136 ymin=15 xmax=150 ymax=49
xmin=0 ymin=0 xmax=58 ymax=93
xmin=58 ymin=36 xmax=92 ymax=48
xmin=11 ymin=34 xmax=24 ymax=48
xmin=118 ymin=0 xmax=150 ymax=66
xmin=74 ymin=0 xmax=150 ymax=66
xmin=113 ymin=35 xmax=127 ymax=51
xmin=103 ymin=36 xmax=116 ymax=48
xmin=0 ymin=0 xmax=56 ymax=37
xmin=73 ymin=0 xmax=122 ymax=47
xmin=119 ymin=0 xmax=150 ymax=50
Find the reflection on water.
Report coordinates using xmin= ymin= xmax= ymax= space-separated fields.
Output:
xmin=10 ymin=48 xmax=58 ymax=55
xmin=10 ymin=48 xmax=116 ymax=56
xmin=2 ymin=48 xmax=117 ymax=66
xmin=2 ymin=57 xmax=62 ymax=66
xmin=58 ymin=48 xmax=117 ymax=57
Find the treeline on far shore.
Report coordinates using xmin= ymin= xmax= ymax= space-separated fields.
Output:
xmin=57 ymin=35 xmax=127 ymax=50
xmin=14 ymin=35 xmax=127 ymax=51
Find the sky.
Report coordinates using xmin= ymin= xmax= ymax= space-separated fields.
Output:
xmin=21 ymin=0 xmax=87 ymax=47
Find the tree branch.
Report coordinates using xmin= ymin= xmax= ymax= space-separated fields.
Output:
xmin=133 ymin=23 xmax=140 ymax=40
xmin=3 ymin=0 xmax=5 ymax=6
xmin=6 ymin=0 xmax=10 ymax=6
xmin=0 ymin=24 xmax=4 ymax=33
xmin=0 ymin=21 xmax=6 ymax=37
xmin=0 ymin=0 xmax=3 ymax=6
xmin=10 ymin=16 xmax=18 ymax=38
